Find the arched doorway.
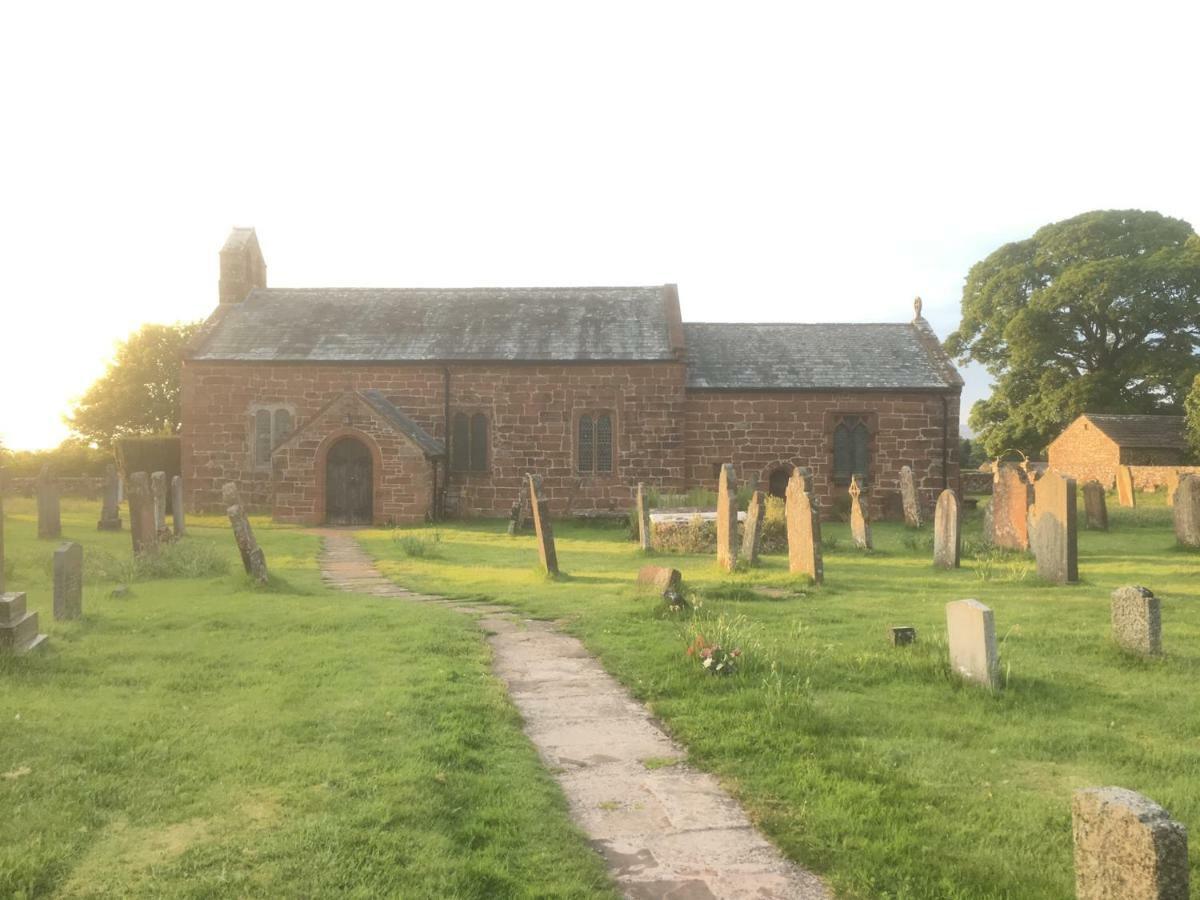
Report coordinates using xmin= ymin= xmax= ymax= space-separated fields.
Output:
xmin=325 ymin=437 xmax=373 ymax=525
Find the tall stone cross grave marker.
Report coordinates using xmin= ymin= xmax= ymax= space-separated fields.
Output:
xmin=848 ymin=476 xmax=872 ymax=550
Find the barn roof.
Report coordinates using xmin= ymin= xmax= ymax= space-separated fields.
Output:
xmin=190 ymin=286 xmax=681 ymax=363
xmin=682 ymin=322 xmax=962 ymax=390
xmin=1081 ymin=414 xmax=1188 ymax=450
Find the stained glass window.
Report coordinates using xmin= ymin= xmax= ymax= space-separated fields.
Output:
xmin=833 ymin=416 xmax=870 ymax=484
xmin=272 ymin=409 xmax=292 ymax=447
xmin=596 ymin=414 xmax=613 ymax=473
xmin=578 ymin=415 xmax=594 ymax=473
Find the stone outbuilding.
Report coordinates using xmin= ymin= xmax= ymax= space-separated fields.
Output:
xmin=1047 ymin=414 xmax=1188 ymax=487
xmin=181 ymin=228 xmax=963 ymax=525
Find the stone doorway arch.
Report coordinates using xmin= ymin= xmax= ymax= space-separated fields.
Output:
xmin=325 ymin=436 xmax=374 ymax=525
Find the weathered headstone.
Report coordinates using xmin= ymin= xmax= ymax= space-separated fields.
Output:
xmin=97 ymin=463 xmax=122 ymax=531
xmin=716 ymin=464 xmax=738 ymax=572
xmin=1165 ymin=469 xmax=1180 ymax=508
xmin=1116 ymin=464 xmax=1136 ymax=508
xmin=636 ymin=482 xmax=653 ymax=552
xmin=151 ymin=471 xmax=168 ymax=540
xmin=785 ymin=468 xmax=823 ymax=584
xmin=171 ymin=475 xmax=186 ymax=537
xmin=36 ymin=464 xmax=61 ymax=539
xmin=506 ymin=489 xmax=533 ymax=536
xmin=1072 ymin=787 xmax=1189 ymax=900
xmin=932 ymin=488 xmax=961 ymax=569
xmin=848 ymin=476 xmax=872 ymax=550
xmin=52 ymin=541 xmax=83 ymax=620
xmin=1083 ymin=480 xmax=1108 ymax=531
xmin=526 ymin=473 xmax=559 ymax=576
xmin=0 ymin=592 xmax=47 ymax=655
xmin=1030 ymin=470 xmax=1078 ymax=583
xmin=1110 ymin=586 xmax=1162 ymax=657
xmin=990 ymin=462 xmax=1031 ymax=550
xmin=223 ymin=482 xmax=269 ymax=584
xmin=1172 ymin=474 xmax=1200 ymax=548
xmin=636 ymin=565 xmax=682 ymax=595
xmin=741 ymin=490 xmax=766 ymax=564
xmin=945 ymin=599 xmax=999 ymax=690
xmin=889 ymin=626 xmax=917 ymax=646
xmin=127 ymin=471 xmax=158 ymax=555
xmin=899 ymin=465 xmax=921 ymax=528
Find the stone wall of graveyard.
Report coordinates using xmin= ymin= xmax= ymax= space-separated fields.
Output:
xmin=1128 ymin=465 xmax=1200 ymax=491
xmin=181 ymin=359 xmax=689 ymax=518
xmin=1047 ymin=419 xmax=1120 ymax=486
xmin=682 ymin=389 xmax=961 ymax=519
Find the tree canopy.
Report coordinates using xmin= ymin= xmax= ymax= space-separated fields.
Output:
xmin=68 ymin=321 xmax=202 ymax=447
xmin=946 ymin=210 xmax=1200 ymax=457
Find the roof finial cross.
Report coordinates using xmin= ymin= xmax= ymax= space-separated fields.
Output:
xmin=913 ymin=296 xmax=923 ymax=320
xmin=849 ymin=475 xmax=861 ymax=499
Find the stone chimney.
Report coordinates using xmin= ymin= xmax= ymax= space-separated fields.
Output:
xmin=219 ymin=227 xmax=266 ymax=304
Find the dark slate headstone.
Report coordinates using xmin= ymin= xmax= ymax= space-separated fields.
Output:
xmin=526 ymin=473 xmax=559 ymax=576
xmin=888 ymin=626 xmax=917 ymax=646
xmin=171 ymin=475 xmax=186 ymax=537
xmin=36 ymin=464 xmax=61 ymax=539
xmin=1083 ymin=481 xmax=1108 ymax=531
xmin=740 ymin=490 xmax=766 ymax=565
xmin=127 ymin=472 xmax=158 ymax=555
xmin=785 ymin=468 xmax=822 ymax=584
xmin=97 ymin=463 xmax=122 ymax=531
xmin=1030 ymin=470 xmax=1078 ymax=584
xmin=224 ymin=481 xmax=268 ymax=584
xmin=53 ymin=541 xmax=83 ymax=620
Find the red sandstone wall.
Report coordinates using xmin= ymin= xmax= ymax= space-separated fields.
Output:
xmin=683 ymin=390 xmax=960 ymax=518
xmin=181 ymin=360 xmax=688 ymax=516
xmin=1047 ymin=420 xmax=1120 ymax=487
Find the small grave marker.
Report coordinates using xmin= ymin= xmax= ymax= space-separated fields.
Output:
xmin=889 ymin=626 xmax=917 ymax=646
xmin=741 ymin=490 xmax=765 ymax=564
xmin=53 ymin=541 xmax=83 ymax=620
xmin=0 ymin=592 xmax=47 ymax=655
xmin=848 ymin=477 xmax=872 ymax=550
xmin=945 ymin=599 xmax=999 ymax=690
xmin=932 ymin=488 xmax=961 ymax=569
xmin=1111 ymin=586 xmax=1162 ymax=656
xmin=636 ymin=565 xmax=682 ymax=595
xmin=1083 ymin=481 xmax=1108 ymax=531
xmin=1072 ymin=787 xmax=1189 ymax=900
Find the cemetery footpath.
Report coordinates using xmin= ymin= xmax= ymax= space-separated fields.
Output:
xmin=0 ymin=497 xmax=615 ymax=898
xmin=357 ymin=488 xmax=1200 ymax=899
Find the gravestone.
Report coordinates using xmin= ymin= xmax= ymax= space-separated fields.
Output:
xmin=1116 ymin=465 xmax=1136 ymax=508
xmin=1165 ymin=469 xmax=1179 ymax=508
xmin=636 ymin=565 xmax=682 ymax=595
xmin=636 ymin=482 xmax=652 ymax=552
xmin=526 ymin=473 xmax=559 ymax=576
xmin=1030 ymin=470 xmax=1078 ymax=583
xmin=171 ymin=475 xmax=186 ymax=537
xmin=1171 ymin=474 xmax=1200 ymax=548
xmin=741 ymin=490 xmax=766 ymax=564
xmin=1083 ymin=481 xmax=1108 ymax=531
xmin=990 ymin=463 xmax=1031 ymax=550
xmin=899 ymin=465 xmax=921 ymax=528
xmin=848 ymin=477 xmax=872 ymax=550
xmin=716 ymin=464 xmax=738 ymax=572
xmin=1072 ymin=787 xmax=1189 ymax=900
xmin=785 ymin=468 xmax=823 ymax=584
xmin=889 ymin=626 xmax=917 ymax=646
xmin=1110 ymin=586 xmax=1161 ymax=656
xmin=127 ymin=472 xmax=158 ymax=555
xmin=506 ymin=489 xmax=532 ymax=536
xmin=223 ymin=482 xmax=269 ymax=583
xmin=36 ymin=464 xmax=61 ymax=539
xmin=97 ymin=463 xmax=122 ymax=531
xmin=0 ymin=592 xmax=47 ymax=655
xmin=53 ymin=541 xmax=83 ymax=620
xmin=945 ymin=599 xmax=999 ymax=690
xmin=932 ymin=488 xmax=961 ymax=569
xmin=151 ymin=471 xmax=168 ymax=540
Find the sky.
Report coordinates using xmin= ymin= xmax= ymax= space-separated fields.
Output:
xmin=2 ymin=1 xmax=1198 ymax=450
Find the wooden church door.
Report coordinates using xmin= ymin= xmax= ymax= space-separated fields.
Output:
xmin=325 ymin=437 xmax=373 ymax=525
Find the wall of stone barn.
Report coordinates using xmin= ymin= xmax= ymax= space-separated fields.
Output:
xmin=181 ymin=359 xmax=689 ymax=515
xmin=1046 ymin=421 xmax=1120 ymax=487
xmin=682 ymin=389 xmax=961 ymax=517
xmin=1119 ymin=447 xmax=1185 ymax=466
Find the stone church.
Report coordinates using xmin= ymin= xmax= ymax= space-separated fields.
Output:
xmin=182 ymin=229 xmax=963 ymax=524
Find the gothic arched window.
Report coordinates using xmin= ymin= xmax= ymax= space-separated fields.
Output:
xmin=469 ymin=413 xmax=488 ymax=472
xmin=578 ymin=415 xmax=594 ymax=473
xmin=832 ymin=415 xmax=870 ymax=484
xmin=578 ymin=412 xmax=614 ymax=474
xmin=254 ymin=409 xmax=272 ymax=467
xmin=451 ymin=413 xmax=470 ymax=472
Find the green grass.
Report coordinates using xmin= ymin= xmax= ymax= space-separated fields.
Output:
xmin=0 ymin=498 xmax=615 ymax=899
xmin=357 ymin=489 xmax=1200 ymax=899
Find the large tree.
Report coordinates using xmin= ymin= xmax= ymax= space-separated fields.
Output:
xmin=946 ymin=210 xmax=1200 ymax=457
xmin=68 ymin=321 xmax=202 ymax=447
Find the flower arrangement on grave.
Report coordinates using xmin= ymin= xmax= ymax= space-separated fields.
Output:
xmin=686 ymin=633 xmax=741 ymax=676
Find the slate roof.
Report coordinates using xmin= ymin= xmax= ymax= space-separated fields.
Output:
xmin=1082 ymin=414 xmax=1187 ymax=450
xmin=191 ymin=287 xmax=678 ymax=362
xmin=359 ymin=390 xmax=446 ymax=458
xmin=683 ymin=322 xmax=961 ymax=390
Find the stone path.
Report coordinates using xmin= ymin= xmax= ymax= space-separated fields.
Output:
xmin=316 ymin=529 xmax=829 ymax=900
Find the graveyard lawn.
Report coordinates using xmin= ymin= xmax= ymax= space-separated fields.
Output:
xmin=358 ymin=491 xmax=1200 ymax=900
xmin=0 ymin=498 xmax=615 ymax=899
